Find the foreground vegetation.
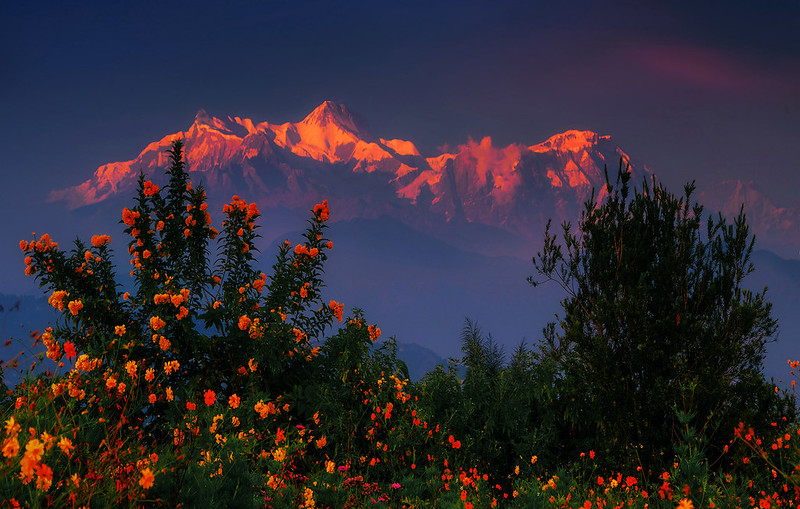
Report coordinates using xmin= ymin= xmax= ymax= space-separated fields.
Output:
xmin=2 ymin=141 xmax=798 ymax=508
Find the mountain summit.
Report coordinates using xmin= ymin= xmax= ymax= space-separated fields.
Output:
xmin=299 ymin=100 xmax=372 ymax=138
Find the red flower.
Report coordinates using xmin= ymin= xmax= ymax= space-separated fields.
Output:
xmin=204 ymin=390 xmax=216 ymax=406
xmin=63 ymin=342 xmax=77 ymax=360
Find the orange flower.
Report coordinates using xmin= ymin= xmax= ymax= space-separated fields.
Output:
xmin=35 ymin=462 xmax=53 ymax=491
xmin=163 ymin=360 xmax=180 ymax=375
xmin=24 ymin=438 xmax=44 ymax=463
xmin=159 ymin=336 xmax=171 ymax=351
xmin=90 ymin=234 xmax=111 ymax=247
xmin=253 ymin=273 xmax=267 ymax=292
xmin=238 ymin=315 xmax=251 ymax=331
xmin=248 ymin=358 xmax=258 ymax=372
xmin=145 ymin=368 xmax=155 ymax=382
xmin=677 ymin=499 xmax=694 ymax=509
xmin=2 ymin=436 xmax=20 ymax=458
xmin=142 ymin=181 xmax=159 ymax=196
xmin=148 ymin=394 xmax=157 ymax=404
xmin=125 ymin=360 xmax=137 ymax=378
xmin=67 ymin=299 xmax=83 ymax=316
xmin=139 ymin=467 xmax=155 ymax=490
xmin=115 ymin=325 xmax=126 ymax=336
xmin=313 ymin=200 xmax=330 ymax=221
xmin=122 ymin=207 xmax=140 ymax=227
xmin=228 ymin=394 xmax=241 ymax=409
xmin=368 ymin=325 xmax=381 ymax=341
xmin=57 ymin=437 xmax=74 ymax=457
xmin=329 ymin=300 xmax=344 ymax=322
xmin=204 ymin=390 xmax=216 ymax=406
xmin=150 ymin=316 xmax=166 ymax=331
xmin=48 ymin=290 xmax=69 ymax=311
xmin=4 ymin=417 xmax=20 ymax=435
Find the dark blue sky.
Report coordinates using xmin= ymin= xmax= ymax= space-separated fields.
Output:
xmin=2 ymin=0 xmax=799 ymax=291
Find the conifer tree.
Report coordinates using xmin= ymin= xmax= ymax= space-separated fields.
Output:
xmin=530 ymin=164 xmax=795 ymax=473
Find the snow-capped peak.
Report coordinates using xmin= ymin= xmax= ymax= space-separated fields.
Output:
xmin=192 ymin=109 xmax=253 ymax=138
xmin=532 ymin=130 xmax=603 ymax=153
xmin=299 ymin=101 xmax=372 ymax=138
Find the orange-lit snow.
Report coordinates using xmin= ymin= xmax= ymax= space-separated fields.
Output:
xmin=49 ymin=102 xmax=640 ymax=220
xmin=380 ymin=138 xmax=420 ymax=156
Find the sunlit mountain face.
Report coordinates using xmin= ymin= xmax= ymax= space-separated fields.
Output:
xmin=48 ymin=101 xmax=799 ymax=260
xmin=48 ymin=101 xmax=651 ymax=257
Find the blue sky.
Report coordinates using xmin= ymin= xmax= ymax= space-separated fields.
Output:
xmin=2 ymin=0 xmax=799 ymax=292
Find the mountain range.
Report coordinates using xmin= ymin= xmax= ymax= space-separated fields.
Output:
xmin=48 ymin=101 xmax=800 ymax=259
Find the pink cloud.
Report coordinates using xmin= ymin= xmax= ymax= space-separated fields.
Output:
xmin=624 ymin=42 xmax=797 ymax=98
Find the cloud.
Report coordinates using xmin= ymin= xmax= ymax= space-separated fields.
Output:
xmin=624 ymin=42 xmax=798 ymax=99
